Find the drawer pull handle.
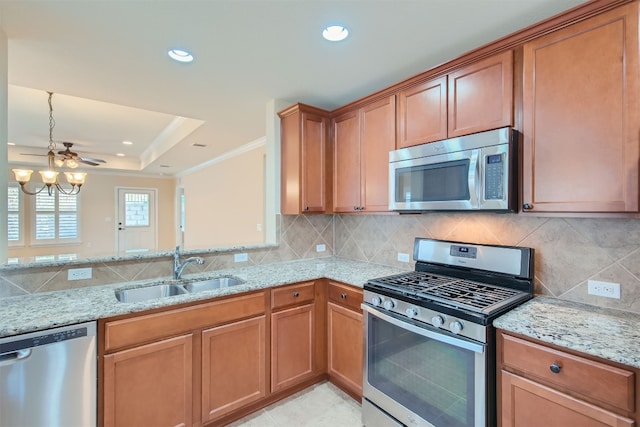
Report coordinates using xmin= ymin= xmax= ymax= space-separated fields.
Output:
xmin=293 ymin=292 xmax=300 ymax=297
xmin=341 ymin=293 xmax=347 ymax=299
xmin=550 ymin=363 xmax=562 ymax=374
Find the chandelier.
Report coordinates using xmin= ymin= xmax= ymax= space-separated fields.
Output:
xmin=12 ymin=92 xmax=87 ymax=196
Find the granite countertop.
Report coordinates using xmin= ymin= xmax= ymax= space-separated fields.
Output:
xmin=0 ymin=257 xmax=406 ymax=338
xmin=494 ymin=296 xmax=640 ymax=369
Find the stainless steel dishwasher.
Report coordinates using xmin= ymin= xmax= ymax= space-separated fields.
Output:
xmin=0 ymin=321 xmax=97 ymax=427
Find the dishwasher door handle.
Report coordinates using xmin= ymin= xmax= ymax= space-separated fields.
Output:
xmin=0 ymin=349 xmax=32 ymax=366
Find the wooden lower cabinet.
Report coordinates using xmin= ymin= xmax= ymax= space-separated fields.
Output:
xmin=271 ymin=303 xmax=315 ymax=392
xmin=498 ymin=330 xmax=637 ymax=427
xmin=201 ymin=316 xmax=266 ymax=423
xmin=327 ymin=302 xmax=363 ymax=398
xmin=103 ymin=334 xmax=193 ymax=427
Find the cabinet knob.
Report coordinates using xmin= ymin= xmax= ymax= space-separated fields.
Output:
xmin=549 ymin=363 xmax=562 ymax=374
xmin=304 ymin=206 xmax=309 ymax=211
xmin=523 ymin=203 xmax=533 ymax=210
xmin=293 ymin=292 xmax=300 ymax=297
xmin=340 ymin=293 xmax=347 ymax=299
xmin=353 ymin=206 xmax=358 ymax=211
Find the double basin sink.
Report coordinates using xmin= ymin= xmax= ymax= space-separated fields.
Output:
xmin=114 ymin=276 xmax=244 ymax=303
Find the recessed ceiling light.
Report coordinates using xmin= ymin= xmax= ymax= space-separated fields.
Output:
xmin=322 ymin=25 xmax=349 ymax=42
xmin=122 ymin=140 xmax=133 ymax=145
xmin=168 ymin=49 xmax=194 ymax=63
xmin=116 ymin=153 xmax=125 ymax=157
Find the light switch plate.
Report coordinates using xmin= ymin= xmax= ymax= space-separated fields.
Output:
xmin=587 ymin=280 xmax=621 ymax=299
xmin=68 ymin=267 xmax=92 ymax=281
xmin=397 ymin=252 xmax=410 ymax=263
xmin=234 ymin=253 xmax=248 ymax=263
xmin=316 ymin=244 xmax=326 ymax=253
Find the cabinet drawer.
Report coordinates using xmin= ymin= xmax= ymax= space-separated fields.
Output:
xmin=501 ymin=333 xmax=635 ymax=412
xmin=271 ymin=281 xmax=315 ymax=310
xmin=104 ymin=291 xmax=266 ymax=353
xmin=328 ymin=282 xmax=363 ymax=312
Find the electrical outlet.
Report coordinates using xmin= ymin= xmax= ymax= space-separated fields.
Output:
xmin=316 ymin=244 xmax=326 ymax=253
xmin=68 ymin=267 xmax=92 ymax=281
xmin=587 ymin=280 xmax=621 ymax=299
xmin=397 ymin=252 xmax=410 ymax=263
xmin=234 ymin=253 xmax=248 ymax=263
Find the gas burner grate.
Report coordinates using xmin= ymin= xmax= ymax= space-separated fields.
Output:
xmin=369 ymin=271 xmax=525 ymax=314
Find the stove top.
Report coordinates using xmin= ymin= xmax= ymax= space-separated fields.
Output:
xmin=368 ymin=270 xmax=529 ymax=315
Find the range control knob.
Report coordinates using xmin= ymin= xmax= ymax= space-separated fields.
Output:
xmin=383 ymin=299 xmax=395 ymax=310
xmin=371 ymin=296 xmax=382 ymax=307
xmin=450 ymin=321 xmax=464 ymax=334
xmin=405 ymin=307 xmax=419 ymax=318
xmin=431 ymin=315 xmax=445 ymax=328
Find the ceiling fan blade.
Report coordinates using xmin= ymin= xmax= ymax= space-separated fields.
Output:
xmin=79 ymin=159 xmax=101 ymax=166
xmin=80 ymin=157 xmax=106 ymax=164
xmin=19 ymin=153 xmax=48 ymax=157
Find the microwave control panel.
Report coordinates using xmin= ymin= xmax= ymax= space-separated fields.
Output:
xmin=484 ymin=154 xmax=504 ymax=200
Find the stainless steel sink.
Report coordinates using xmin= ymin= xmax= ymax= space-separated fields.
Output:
xmin=183 ymin=276 xmax=244 ymax=293
xmin=115 ymin=284 xmax=188 ymax=303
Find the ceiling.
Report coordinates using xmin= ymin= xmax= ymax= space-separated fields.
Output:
xmin=0 ymin=0 xmax=588 ymax=176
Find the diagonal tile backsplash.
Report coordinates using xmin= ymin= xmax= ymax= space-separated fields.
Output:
xmin=2 ymin=211 xmax=640 ymax=314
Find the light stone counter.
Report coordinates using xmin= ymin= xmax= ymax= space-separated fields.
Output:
xmin=493 ymin=296 xmax=640 ymax=369
xmin=0 ymin=257 xmax=406 ymax=338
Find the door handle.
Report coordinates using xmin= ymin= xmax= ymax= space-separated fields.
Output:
xmin=0 ymin=349 xmax=32 ymax=366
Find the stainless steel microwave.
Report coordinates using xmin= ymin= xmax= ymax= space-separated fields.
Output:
xmin=389 ymin=127 xmax=518 ymax=212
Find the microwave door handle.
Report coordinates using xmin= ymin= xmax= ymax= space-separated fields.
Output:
xmin=362 ymin=304 xmax=484 ymax=353
xmin=469 ymin=150 xmax=481 ymax=207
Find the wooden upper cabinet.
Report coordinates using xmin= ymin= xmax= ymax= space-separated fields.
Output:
xmin=279 ymin=103 xmax=331 ymax=214
xmin=521 ymin=3 xmax=639 ymax=213
xmin=333 ymin=95 xmax=396 ymax=213
xmin=397 ymin=76 xmax=448 ymax=148
xmin=333 ymin=110 xmax=361 ymax=212
xmin=396 ymin=51 xmax=512 ymax=149
xmin=448 ymin=50 xmax=513 ymax=137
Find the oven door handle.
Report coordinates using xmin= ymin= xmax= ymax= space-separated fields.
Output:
xmin=362 ymin=304 xmax=485 ymax=353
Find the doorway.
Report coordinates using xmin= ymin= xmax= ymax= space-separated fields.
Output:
xmin=116 ymin=188 xmax=157 ymax=255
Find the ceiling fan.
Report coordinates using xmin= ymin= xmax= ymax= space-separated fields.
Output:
xmin=21 ymin=142 xmax=106 ymax=168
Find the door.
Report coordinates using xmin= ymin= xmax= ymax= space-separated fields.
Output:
xmin=327 ymin=302 xmax=363 ymax=397
xmin=333 ymin=110 xmax=361 ymax=212
xmin=397 ymin=76 xmax=448 ymax=148
xmin=117 ymin=188 xmax=157 ymax=254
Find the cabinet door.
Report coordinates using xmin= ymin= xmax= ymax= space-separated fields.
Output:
xmin=448 ymin=50 xmax=513 ymax=137
xmin=521 ymin=4 xmax=639 ymax=212
xmin=501 ymin=371 xmax=634 ymax=427
xmin=301 ymin=112 xmax=329 ymax=213
xmin=271 ymin=303 xmax=314 ymax=392
xmin=201 ymin=316 xmax=266 ymax=423
xmin=103 ymin=334 xmax=193 ymax=427
xmin=360 ymin=95 xmax=396 ymax=212
xmin=327 ymin=302 xmax=363 ymax=398
xmin=333 ymin=110 xmax=361 ymax=212
xmin=397 ymin=76 xmax=447 ymax=148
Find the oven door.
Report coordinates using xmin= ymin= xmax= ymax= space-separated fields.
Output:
xmin=362 ymin=305 xmax=487 ymax=427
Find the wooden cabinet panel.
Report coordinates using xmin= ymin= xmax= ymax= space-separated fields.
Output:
xmin=502 ymin=334 xmax=635 ymax=412
xmin=448 ymin=50 xmax=513 ymax=137
xmin=104 ymin=292 xmax=265 ymax=352
xmin=271 ymin=303 xmax=315 ymax=392
xmin=522 ymin=3 xmax=639 ymax=212
xmin=501 ymin=370 xmax=634 ymax=427
xmin=103 ymin=334 xmax=193 ymax=427
xmin=201 ymin=316 xmax=266 ymax=423
xmin=271 ymin=281 xmax=315 ymax=310
xmin=361 ymin=95 xmax=396 ymax=212
xmin=333 ymin=110 xmax=361 ymax=212
xmin=327 ymin=302 xmax=363 ymax=398
xmin=397 ymin=76 xmax=448 ymax=148
xmin=279 ymin=103 xmax=331 ymax=214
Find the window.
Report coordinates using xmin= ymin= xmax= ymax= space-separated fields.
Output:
xmin=32 ymin=190 xmax=80 ymax=244
xmin=8 ymin=184 xmax=23 ymax=246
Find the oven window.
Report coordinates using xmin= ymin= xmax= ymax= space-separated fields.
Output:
xmin=395 ymin=159 xmax=470 ymax=203
xmin=367 ymin=314 xmax=478 ymax=427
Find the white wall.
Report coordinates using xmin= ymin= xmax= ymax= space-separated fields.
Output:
xmin=181 ymin=144 xmax=265 ymax=250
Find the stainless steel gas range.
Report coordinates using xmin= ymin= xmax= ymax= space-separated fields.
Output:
xmin=362 ymin=238 xmax=534 ymax=427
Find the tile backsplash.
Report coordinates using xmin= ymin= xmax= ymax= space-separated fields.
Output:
xmin=2 ymin=212 xmax=639 ymax=314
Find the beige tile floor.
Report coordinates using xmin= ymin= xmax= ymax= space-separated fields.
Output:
xmin=227 ymin=382 xmax=363 ymax=427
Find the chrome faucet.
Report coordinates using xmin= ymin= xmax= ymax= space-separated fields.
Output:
xmin=173 ymin=245 xmax=204 ymax=280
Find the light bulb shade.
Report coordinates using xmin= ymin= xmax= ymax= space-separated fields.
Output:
xmin=54 ymin=159 xmax=65 ymax=167
xmin=65 ymin=159 xmax=79 ymax=169
xmin=13 ymin=169 xmax=34 ymax=183
xmin=39 ymin=169 xmax=59 ymax=184
xmin=64 ymin=172 xmax=86 ymax=185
